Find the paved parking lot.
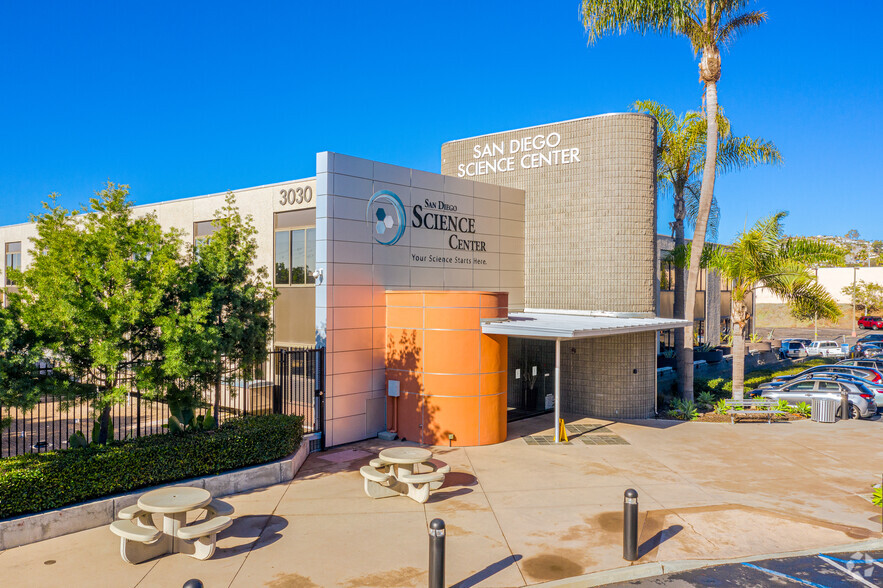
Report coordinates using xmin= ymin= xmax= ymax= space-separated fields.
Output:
xmin=607 ymin=550 xmax=883 ymax=587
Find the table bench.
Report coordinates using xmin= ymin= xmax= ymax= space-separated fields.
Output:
xmin=724 ymin=399 xmax=786 ymax=424
xmin=360 ymin=449 xmax=450 ymax=503
xmin=110 ymin=487 xmax=235 ymax=564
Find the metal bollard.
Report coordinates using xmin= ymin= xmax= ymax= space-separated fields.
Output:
xmin=623 ymin=489 xmax=638 ymax=561
xmin=182 ymin=580 xmax=204 ymax=588
xmin=429 ymin=518 xmax=446 ymax=588
xmin=840 ymin=392 xmax=849 ymax=420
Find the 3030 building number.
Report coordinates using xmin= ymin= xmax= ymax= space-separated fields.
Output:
xmin=279 ymin=186 xmax=313 ymax=206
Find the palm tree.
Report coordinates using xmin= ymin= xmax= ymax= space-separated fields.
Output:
xmin=582 ymin=0 xmax=767 ymax=401
xmin=706 ymin=212 xmax=843 ymax=400
xmin=634 ymin=100 xmax=781 ymax=395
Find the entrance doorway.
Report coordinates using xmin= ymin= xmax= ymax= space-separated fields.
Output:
xmin=506 ymin=338 xmax=556 ymax=421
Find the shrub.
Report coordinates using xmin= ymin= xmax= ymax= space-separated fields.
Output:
xmin=0 ymin=414 xmax=303 ymax=518
xmin=696 ymin=391 xmax=715 ymax=410
xmin=666 ymin=399 xmax=699 ymax=421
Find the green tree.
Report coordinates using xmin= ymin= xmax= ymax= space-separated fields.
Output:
xmin=841 ymin=280 xmax=883 ymax=315
xmin=635 ymin=100 xmax=781 ymax=395
xmin=10 ymin=183 xmax=183 ymax=443
xmin=0 ymin=303 xmax=61 ymax=429
xmin=582 ymin=0 xmax=767 ymax=401
xmin=706 ymin=212 xmax=843 ymax=400
xmin=159 ymin=193 xmax=276 ymax=421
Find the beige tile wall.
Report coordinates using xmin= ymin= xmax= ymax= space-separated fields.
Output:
xmin=441 ymin=114 xmax=661 ymax=419
xmin=441 ymin=113 xmax=657 ymax=315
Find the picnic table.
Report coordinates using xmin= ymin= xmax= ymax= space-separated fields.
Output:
xmin=360 ymin=447 xmax=450 ymax=503
xmin=110 ymin=486 xmax=234 ymax=564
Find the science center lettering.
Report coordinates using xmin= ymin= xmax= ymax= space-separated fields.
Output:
xmin=367 ymin=191 xmax=489 ymax=266
xmin=456 ymin=132 xmax=581 ymax=178
xmin=412 ymin=200 xmax=487 ymax=252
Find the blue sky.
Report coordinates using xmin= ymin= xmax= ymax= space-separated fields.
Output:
xmin=1 ymin=1 xmax=880 ymax=243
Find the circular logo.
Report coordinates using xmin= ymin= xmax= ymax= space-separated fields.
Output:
xmin=366 ymin=190 xmax=406 ymax=246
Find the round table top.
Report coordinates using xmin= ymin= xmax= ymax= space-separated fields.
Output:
xmin=379 ymin=447 xmax=432 ymax=464
xmin=137 ymin=486 xmax=211 ymax=514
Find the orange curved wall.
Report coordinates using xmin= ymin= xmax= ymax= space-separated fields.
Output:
xmin=386 ymin=291 xmax=508 ymax=446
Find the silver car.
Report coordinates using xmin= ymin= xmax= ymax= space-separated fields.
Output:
xmin=777 ymin=372 xmax=883 ymax=409
xmin=755 ymin=364 xmax=882 ymax=390
xmin=759 ymin=378 xmax=876 ymax=419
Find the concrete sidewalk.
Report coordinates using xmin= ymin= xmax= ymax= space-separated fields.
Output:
xmin=1 ymin=413 xmax=881 ymax=587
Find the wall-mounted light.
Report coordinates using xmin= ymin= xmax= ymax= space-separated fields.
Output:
xmin=312 ymin=268 xmax=324 ymax=284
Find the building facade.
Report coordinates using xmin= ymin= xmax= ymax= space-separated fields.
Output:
xmin=1 ymin=113 xmax=689 ymax=447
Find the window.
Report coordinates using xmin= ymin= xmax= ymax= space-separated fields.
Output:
xmin=193 ymin=220 xmax=219 ymax=248
xmin=5 ymin=242 xmax=21 ymax=286
xmin=790 ymin=382 xmax=815 ymax=391
xmin=818 ymin=382 xmax=841 ymax=391
xmin=274 ymin=210 xmax=316 ymax=286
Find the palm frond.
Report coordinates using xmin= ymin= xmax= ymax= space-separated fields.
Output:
xmin=717 ymin=10 xmax=767 ymax=47
xmin=580 ymin=0 xmax=698 ymax=45
xmin=716 ymin=135 xmax=783 ymax=174
xmin=684 ymin=183 xmax=719 ymax=241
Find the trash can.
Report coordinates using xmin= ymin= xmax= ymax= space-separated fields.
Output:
xmin=811 ymin=398 xmax=836 ymax=423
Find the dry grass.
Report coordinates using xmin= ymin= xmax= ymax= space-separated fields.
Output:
xmin=755 ymin=303 xmax=855 ymax=330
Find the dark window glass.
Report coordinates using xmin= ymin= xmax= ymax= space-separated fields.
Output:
xmin=291 ymin=229 xmax=305 ymax=284
xmin=790 ymin=382 xmax=815 ymax=390
xmin=305 ymin=228 xmax=316 ymax=284
xmin=818 ymin=382 xmax=840 ymax=391
xmin=275 ymin=231 xmax=290 ymax=285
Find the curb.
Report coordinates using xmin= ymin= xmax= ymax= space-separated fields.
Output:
xmin=0 ymin=442 xmax=309 ymax=551
xmin=534 ymin=537 xmax=883 ymax=587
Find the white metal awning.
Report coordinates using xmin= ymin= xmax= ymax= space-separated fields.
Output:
xmin=482 ymin=310 xmax=689 ymax=444
xmin=480 ymin=311 xmax=690 ymax=339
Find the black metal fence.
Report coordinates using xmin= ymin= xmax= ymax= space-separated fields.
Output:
xmin=0 ymin=348 xmax=325 ymax=459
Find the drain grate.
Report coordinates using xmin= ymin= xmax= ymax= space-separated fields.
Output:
xmin=581 ymin=435 xmax=629 ymax=445
xmin=522 ymin=427 xmax=630 ymax=446
xmin=523 ymin=435 xmax=572 ymax=445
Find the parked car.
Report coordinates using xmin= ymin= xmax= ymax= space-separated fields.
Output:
xmin=838 ymin=358 xmax=883 ymax=371
xmin=851 ymin=343 xmax=883 ymax=358
xmin=858 ymin=316 xmax=883 ymax=330
xmin=755 ymin=364 xmax=883 ymax=390
xmin=806 ymin=340 xmax=847 ymax=357
xmin=856 ymin=333 xmax=883 ymax=345
xmin=759 ymin=378 xmax=876 ymax=419
xmin=793 ymin=373 xmax=883 ymax=408
xmin=779 ymin=340 xmax=809 ymax=359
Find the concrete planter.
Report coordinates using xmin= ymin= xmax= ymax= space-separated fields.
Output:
xmin=0 ymin=442 xmax=310 ymax=551
xmin=694 ymin=350 xmax=725 ymax=364
xmin=747 ymin=341 xmax=772 ymax=353
xmin=657 ymin=355 xmax=677 ymax=369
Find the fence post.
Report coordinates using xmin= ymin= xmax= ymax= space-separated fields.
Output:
xmin=314 ymin=349 xmax=325 ymax=451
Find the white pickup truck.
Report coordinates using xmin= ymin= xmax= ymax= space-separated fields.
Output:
xmin=806 ymin=340 xmax=847 ymax=358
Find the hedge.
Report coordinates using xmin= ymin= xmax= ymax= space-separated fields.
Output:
xmin=0 ymin=413 xmax=303 ymax=519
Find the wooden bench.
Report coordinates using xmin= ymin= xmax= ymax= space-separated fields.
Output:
xmin=724 ymin=399 xmax=786 ymax=424
xmin=176 ymin=515 xmax=233 ymax=560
